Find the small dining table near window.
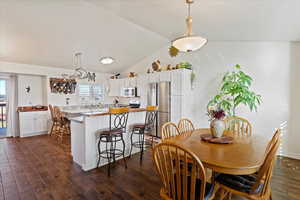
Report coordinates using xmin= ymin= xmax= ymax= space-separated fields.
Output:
xmin=165 ymin=128 xmax=269 ymax=175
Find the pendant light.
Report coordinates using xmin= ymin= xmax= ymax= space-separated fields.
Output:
xmin=172 ymin=0 xmax=207 ymax=52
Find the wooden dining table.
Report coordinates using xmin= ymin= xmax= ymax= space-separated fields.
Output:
xmin=166 ymin=128 xmax=269 ymax=175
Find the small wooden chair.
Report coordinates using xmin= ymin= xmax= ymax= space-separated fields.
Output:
xmin=162 ymin=122 xmax=181 ymax=140
xmin=52 ymin=106 xmax=70 ymax=143
xmin=265 ymin=129 xmax=281 ymax=156
xmin=49 ymin=104 xmax=58 ymax=136
xmin=215 ymin=129 xmax=280 ymax=200
xmin=225 ymin=116 xmax=252 ymax=136
xmin=178 ymin=118 xmax=195 ymax=134
xmin=153 ymin=142 xmax=215 ymax=200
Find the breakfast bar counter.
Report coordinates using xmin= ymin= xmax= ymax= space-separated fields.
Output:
xmin=67 ymin=108 xmax=146 ymax=171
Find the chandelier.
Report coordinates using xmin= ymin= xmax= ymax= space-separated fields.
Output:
xmin=62 ymin=52 xmax=96 ymax=82
xmin=172 ymin=0 xmax=207 ymax=52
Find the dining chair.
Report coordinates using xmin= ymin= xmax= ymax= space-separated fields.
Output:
xmin=178 ymin=118 xmax=195 ymax=134
xmin=265 ymin=129 xmax=281 ymax=156
xmin=162 ymin=122 xmax=181 ymax=140
xmin=49 ymin=104 xmax=55 ymax=135
xmin=215 ymin=129 xmax=280 ymax=200
xmin=153 ymin=142 xmax=215 ymax=200
xmin=52 ymin=106 xmax=70 ymax=143
xmin=225 ymin=116 xmax=252 ymax=136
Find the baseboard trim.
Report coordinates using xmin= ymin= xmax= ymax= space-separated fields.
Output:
xmin=280 ymin=152 xmax=300 ymax=160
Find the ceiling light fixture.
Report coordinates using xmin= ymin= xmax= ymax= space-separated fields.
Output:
xmin=100 ymin=57 xmax=115 ymax=65
xmin=172 ymin=0 xmax=207 ymax=52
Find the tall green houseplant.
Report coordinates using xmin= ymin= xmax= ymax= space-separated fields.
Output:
xmin=207 ymin=64 xmax=262 ymax=116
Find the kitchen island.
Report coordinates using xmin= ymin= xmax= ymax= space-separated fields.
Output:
xmin=67 ymin=108 xmax=146 ymax=171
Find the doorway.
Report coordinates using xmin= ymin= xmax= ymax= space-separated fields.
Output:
xmin=0 ymin=79 xmax=7 ymax=137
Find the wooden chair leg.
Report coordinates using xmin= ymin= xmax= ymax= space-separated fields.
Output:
xmin=219 ymin=188 xmax=228 ymax=200
xmin=228 ymin=192 xmax=232 ymax=200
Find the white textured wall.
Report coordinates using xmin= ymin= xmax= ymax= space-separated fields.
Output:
xmin=126 ymin=41 xmax=297 ymax=158
xmin=289 ymin=42 xmax=300 ymax=159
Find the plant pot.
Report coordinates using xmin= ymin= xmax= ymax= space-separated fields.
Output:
xmin=210 ymin=119 xmax=225 ymax=138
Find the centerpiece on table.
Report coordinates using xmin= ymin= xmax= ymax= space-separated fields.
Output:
xmin=208 ymin=108 xmax=226 ymax=138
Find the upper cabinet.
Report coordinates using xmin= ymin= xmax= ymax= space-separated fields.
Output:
xmin=159 ymin=71 xmax=171 ymax=82
xmin=137 ymin=75 xmax=149 ymax=97
xmin=108 ymin=79 xmax=121 ymax=97
xmin=123 ymin=77 xmax=137 ymax=88
xmin=171 ymin=69 xmax=192 ymax=96
xmin=108 ymin=69 xmax=191 ymax=97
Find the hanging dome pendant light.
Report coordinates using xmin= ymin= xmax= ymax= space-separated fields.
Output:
xmin=172 ymin=0 xmax=207 ymax=52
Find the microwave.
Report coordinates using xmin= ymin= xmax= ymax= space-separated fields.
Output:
xmin=121 ymin=87 xmax=137 ymax=97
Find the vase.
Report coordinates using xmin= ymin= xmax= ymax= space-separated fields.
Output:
xmin=210 ymin=119 xmax=226 ymax=138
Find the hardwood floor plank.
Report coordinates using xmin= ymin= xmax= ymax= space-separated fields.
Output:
xmin=0 ymin=135 xmax=299 ymax=200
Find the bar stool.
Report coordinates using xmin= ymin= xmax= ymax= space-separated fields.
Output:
xmin=96 ymin=107 xmax=129 ymax=176
xmin=129 ymin=106 xmax=158 ymax=162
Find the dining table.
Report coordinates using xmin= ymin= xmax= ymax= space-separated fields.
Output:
xmin=166 ymin=128 xmax=269 ymax=175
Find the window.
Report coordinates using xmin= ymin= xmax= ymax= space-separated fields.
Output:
xmin=78 ymin=84 xmax=104 ymax=104
xmin=0 ymin=80 xmax=6 ymax=102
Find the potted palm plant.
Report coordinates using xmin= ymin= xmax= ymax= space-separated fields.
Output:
xmin=207 ymin=64 xmax=262 ymax=116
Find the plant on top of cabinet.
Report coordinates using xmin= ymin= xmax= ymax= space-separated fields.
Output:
xmin=207 ymin=64 xmax=262 ymax=116
xmin=177 ymin=62 xmax=192 ymax=70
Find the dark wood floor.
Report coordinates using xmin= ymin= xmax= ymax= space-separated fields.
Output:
xmin=0 ymin=135 xmax=299 ymax=200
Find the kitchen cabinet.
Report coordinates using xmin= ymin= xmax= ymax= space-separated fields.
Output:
xmin=121 ymin=77 xmax=137 ymax=88
xmin=171 ymin=95 xmax=182 ymax=123
xmin=108 ymin=79 xmax=121 ymax=97
xmin=171 ymin=70 xmax=183 ymax=96
xmin=159 ymin=71 xmax=171 ymax=82
xmin=19 ymin=111 xmax=49 ymax=137
xmin=148 ymin=73 xmax=160 ymax=83
xmin=136 ymin=75 xmax=149 ymax=97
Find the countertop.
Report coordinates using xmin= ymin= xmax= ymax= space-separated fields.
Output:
xmin=17 ymin=106 xmax=48 ymax=112
xmin=63 ymin=107 xmax=147 ymax=117
xmin=82 ymin=108 xmax=147 ymax=117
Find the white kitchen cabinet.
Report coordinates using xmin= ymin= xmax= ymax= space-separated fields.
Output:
xmin=171 ymin=95 xmax=182 ymax=123
xmin=171 ymin=70 xmax=183 ymax=96
xmin=128 ymin=77 xmax=137 ymax=87
xmin=159 ymin=71 xmax=171 ymax=82
xmin=148 ymin=72 xmax=160 ymax=83
xmin=108 ymin=79 xmax=121 ymax=97
xmin=19 ymin=111 xmax=49 ymax=137
xmin=137 ymin=75 xmax=149 ymax=97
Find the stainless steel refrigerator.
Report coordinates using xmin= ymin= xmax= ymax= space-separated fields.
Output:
xmin=147 ymin=82 xmax=171 ymax=137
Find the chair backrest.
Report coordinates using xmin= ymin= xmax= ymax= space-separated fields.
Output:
xmin=178 ymin=118 xmax=195 ymax=134
xmin=153 ymin=142 xmax=207 ymax=200
xmin=109 ymin=107 xmax=129 ymax=130
xmin=144 ymin=106 xmax=158 ymax=132
xmin=225 ymin=116 xmax=252 ymax=136
xmin=53 ymin=106 xmax=63 ymax=121
xmin=250 ymin=129 xmax=280 ymax=196
xmin=49 ymin=104 xmax=54 ymax=120
xmin=265 ymin=129 xmax=281 ymax=156
xmin=162 ymin=122 xmax=181 ymax=140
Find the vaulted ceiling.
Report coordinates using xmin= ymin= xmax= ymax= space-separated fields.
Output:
xmin=0 ymin=0 xmax=300 ymax=73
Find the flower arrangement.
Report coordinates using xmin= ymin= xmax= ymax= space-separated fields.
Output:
xmin=207 ymin=107 xmax=226 ymax=120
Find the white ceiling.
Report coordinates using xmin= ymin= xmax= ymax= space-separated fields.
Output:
xmin=0 ymin=0 xmax=300 ymax=73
